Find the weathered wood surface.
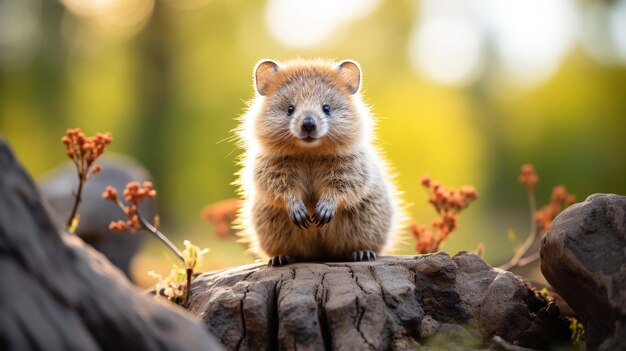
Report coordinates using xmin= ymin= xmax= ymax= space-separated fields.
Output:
xmin=189 ymin=253 xmax=571 ymax=350
xmin=0 ymin=138 xmax=222 ymax=351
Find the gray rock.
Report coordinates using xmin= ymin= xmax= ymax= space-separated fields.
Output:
xmin=39 ymin=155 xmax=154 ymax=279
xmin=0 ymin=138 xmax=223 ymax=351
xmin=541 ymin=193 xmax=626 ymax=351
xmin=188 ymin=253 xmax=570 ymax=350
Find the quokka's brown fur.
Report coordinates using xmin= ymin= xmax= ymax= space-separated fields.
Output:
xmin=234 ymin=58 xmax=406 ymax=264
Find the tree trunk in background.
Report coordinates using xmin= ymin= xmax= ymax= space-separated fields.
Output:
xmin=134 ymin=2 xmax=174 ymax=214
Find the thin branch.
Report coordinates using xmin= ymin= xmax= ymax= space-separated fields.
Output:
xmin=499 ymin=188 xmax=539 ymax=271
xmin=184 ymin=268 xmax=193 ymax=306
xmin=138 ymin=215 xmax=185 ymax=263
xmin=517 ymin=252 xmax=540 ymax=267
xmin=109 ymin=197 xmax=184 ymax=262
xmin=138 ymin=216 xmax=193 ymax=306
xmin=66 ymin=172 xmax=85 ymax=228
xmin=528 ymin=188 xmax=537 ymax=238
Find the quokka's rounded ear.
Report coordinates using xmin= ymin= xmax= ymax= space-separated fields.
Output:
xmin=336 ymin=60 xmax=361 ymax=95
xmin=254 ymin=60 xmax=280 ymax=96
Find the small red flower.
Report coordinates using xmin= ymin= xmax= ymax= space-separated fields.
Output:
xmin=413 ymin=176 xmax=478 ymax=254
xmin=535 ymin=185 xmax=576 ymax=233
xmin=103 ymin=180 xmax=159 ymax=234
xmin=519 ymin=163 xmax=539 ymax=189
xmin=102 ymin=186 xmax=118 ymax=201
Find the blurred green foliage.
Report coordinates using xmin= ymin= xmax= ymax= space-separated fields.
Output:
xmin=0 ymin=0 xmax=624 ymax=279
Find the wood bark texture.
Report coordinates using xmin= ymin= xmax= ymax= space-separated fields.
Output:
xmin=189 ymin=253 xmax=570 ymax=350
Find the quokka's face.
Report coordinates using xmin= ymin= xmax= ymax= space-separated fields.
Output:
xmin=253 ymin=59 xmax=364 ymax=152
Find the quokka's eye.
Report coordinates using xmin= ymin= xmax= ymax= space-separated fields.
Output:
xmin=287 ymin=105 xmax=295 ymax=116
xmin=322 ymin=104 xmax=330 ymax=115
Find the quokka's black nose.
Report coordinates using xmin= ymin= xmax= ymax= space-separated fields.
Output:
xmin=301 ymin=116 xmax=316 ymax=133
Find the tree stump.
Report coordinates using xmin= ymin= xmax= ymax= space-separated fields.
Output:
xmin=188 ymin=253 xmax=571 ymax=350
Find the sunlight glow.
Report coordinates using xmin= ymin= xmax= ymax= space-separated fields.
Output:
xmin=409 ymin=16 xmax=483 ymax=86
xmin=409 ymin=0 xmax=577 ymax=88
xmin=610 ymin=0 xmax=626 ymax=63
xmin=61 ymin=0 xmax=154 ymax=38
xmin=264 ymin=0 xmax=379 ymax=48
xmin=482 ymin=0 xmax=577 ymax=86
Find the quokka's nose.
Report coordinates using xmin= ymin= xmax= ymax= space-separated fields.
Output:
xmin=301 ymin=116 xmax=316 ymax=133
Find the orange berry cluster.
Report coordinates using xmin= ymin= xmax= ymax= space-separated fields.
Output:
xmin=518 ymin=164 xmax=539 ymax=189
xmin=534 ymin=185 xmax=576 ymax=233
xmin=518 ymin=163 xmax=576 ymax=233
xmin=412 ymin=175 xmax=478 ymax=254
xmin=411 ymin=222 xmax=433 ymax=254
xmin=201 ymin=199 xmax=241 ymax=238
xmin=122 ymin=181 xmax=157 ymax=202
xmin=421 ymin=175 xmax=478 ymax=214
xmin=61 ymin=128 xmax=112 ymax=178
xmin=103 ymin=181 xmax=157 ymax=232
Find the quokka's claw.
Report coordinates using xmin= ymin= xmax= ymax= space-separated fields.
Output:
xmin=289 ymin=206 xmax=311 ymax=229
xmin=268 ymin=255 xmax=292 ymax=267
xmin=352 ymin=250 xmax=376 ymax=262
xmin=313 ymin=202 xmax=335 ymax=227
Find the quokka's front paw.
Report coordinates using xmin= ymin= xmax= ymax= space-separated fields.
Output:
xmin=313 ymin=200 xmax=335 ymax=227
xmin=288 ymin=200 xmax=311 ymax=229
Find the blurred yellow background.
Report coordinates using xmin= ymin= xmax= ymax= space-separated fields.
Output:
xmin=1 ymin=0 xmax=625 ymax=286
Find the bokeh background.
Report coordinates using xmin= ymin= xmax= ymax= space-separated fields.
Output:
xmin=1 ymin=0 xmax=625 ymax=286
